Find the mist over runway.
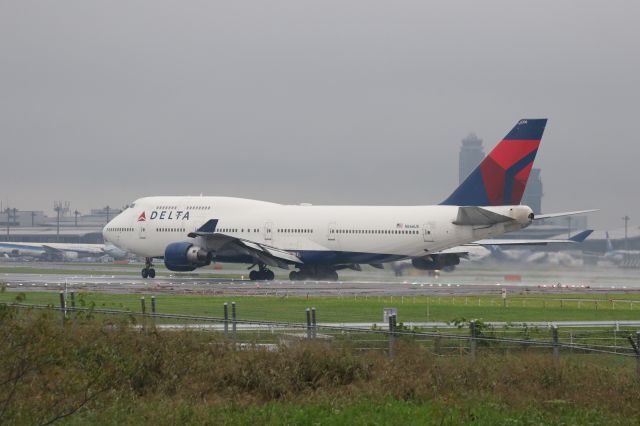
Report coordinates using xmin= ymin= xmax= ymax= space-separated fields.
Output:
xmin=2 ymin=262 xmax=640 ymax=297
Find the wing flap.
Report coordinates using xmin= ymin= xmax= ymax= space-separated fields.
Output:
xmin=190 ymin=219 xmax=302 ymax=268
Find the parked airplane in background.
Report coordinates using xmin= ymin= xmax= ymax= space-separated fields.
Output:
xmin=602 ymin=232 xmax=640 ymax=267
xmin=391 ymin=229 xmax=593 ymax=275
xmin=103 ymin=118 xmax=595 ymax=280
xmin=0 ymin=241 xmax=128 ymax=261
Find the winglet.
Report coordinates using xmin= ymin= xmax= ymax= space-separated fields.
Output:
xmin=188 ymin=219 xmax=219 ymax=237
xmin=569 ymin=229 xmax=593 ymax=243
xmin=197 ymin=219 xmax=218 ymax=233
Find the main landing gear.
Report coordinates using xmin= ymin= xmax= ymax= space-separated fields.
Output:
xmin=249 ymin=264 xmax=275 ymax=281
xmin=141 ymin=257 xmax=156 ymax=279
xmin=289 ymin=266 xmax=338 ymax=281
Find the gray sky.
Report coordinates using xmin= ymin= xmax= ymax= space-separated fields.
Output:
xmin=1 ymin=1 xmax=638 ymax=229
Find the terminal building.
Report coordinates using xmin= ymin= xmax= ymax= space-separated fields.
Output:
xmin=0 ymin=205 xmax=119 ymax=244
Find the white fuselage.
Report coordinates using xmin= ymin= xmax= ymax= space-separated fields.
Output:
xmin=103 ymin=196 xmax=533 ymax=266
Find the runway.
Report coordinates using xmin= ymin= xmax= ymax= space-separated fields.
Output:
xmin=2 ymin=261 xmax=640 ymax=297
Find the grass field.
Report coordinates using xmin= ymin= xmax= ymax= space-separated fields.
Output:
xmin=3 ymin=290 xmax=640 ymax=323
xmin=66 ymin=397 xmax=632 ymax=425
xmin=2 ymin=307 xmax=638 ymax=425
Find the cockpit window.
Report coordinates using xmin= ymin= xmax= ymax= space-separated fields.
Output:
xmin=129 ymin=203 xmax=135 ymax=209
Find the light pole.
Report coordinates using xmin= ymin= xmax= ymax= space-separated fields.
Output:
xmin=622 ymin=215 xmax=631 ymax=250
xmin=54 ymin=202 xmax=63 ymax=242
xmin=4 ymin=208 xmax=9 ymax=238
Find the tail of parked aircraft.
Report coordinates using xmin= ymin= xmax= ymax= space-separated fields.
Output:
xmin=441 ymin=119 xmax=547 ymax=206
xmin=605 ymin=232 xmax=614 ymax=252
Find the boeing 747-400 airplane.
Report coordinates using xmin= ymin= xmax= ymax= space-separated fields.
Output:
xmin=103 ymin=119 xmax=594 ymax=280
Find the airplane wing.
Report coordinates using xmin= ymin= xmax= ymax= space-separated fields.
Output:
xmin=188 ymin=219 xmax=302 ymax=268
xmin=435 ymin=230 xmax=593 ymax=255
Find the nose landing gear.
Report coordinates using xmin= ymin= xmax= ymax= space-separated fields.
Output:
xmin=141 ymin=257 xmax=156 ymax=279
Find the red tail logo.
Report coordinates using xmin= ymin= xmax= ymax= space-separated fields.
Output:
xmin=137 ymin=212 xmax=146 ymax=222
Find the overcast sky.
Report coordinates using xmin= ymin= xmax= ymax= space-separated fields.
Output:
xmin=1 ymin=1 xmax=638 ymax=229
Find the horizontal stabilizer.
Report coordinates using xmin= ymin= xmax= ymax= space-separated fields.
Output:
xmin=437 ymin=230 xmax=593 ymax=255
xmin=453 ymin=206 xmax=513 ymax=226
xmin=534 ymin=210 xmax=598 ymax=220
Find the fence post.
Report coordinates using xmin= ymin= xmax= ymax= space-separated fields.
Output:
xmin=151 ymin=296 xmax=157 ymax=324
xmin=469 ymin=320 xmax=477 ymax=359
xmin=231 ymin=302 xmax=237 ymax=339
xmin=434 ymin=334 xmax=441 ymax=355
xmin=59 ymin=291 xmax=66 ymax=324
xmin=140 ymin=297 xmax=146 ymax=315
xmin=140 ymin=297 xmax=146 ymax=329
xmin=388 ymin=314 xmax=396 ymax=358
xmin=637 ymin=332 xmax=640 ymax=380
xmin=552 ymin=325 xmax=560 ymax=362
xmin=223 ymin=303 xmax=229 ymax=337
xmin=311 ymin=307 xmax=317 ymax=339
xmin=306 ymin=308 xmax=311 ymax=339
xmin=70 ymin=290 xmax=76 ymax=309
xmin=627 ymin=332 xmax=640 ymax=380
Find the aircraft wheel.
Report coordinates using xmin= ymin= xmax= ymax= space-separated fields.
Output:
xmin=329 ymin=271 xmax=339 ymax=281
xmin=289 ymin=271 xmax=298 ymax=281
xmin=148 ymin=268 xmax=156 ymax=278
xmin=249 ymin=270 xmax=258 ymax=280
xmin=141 ymin=268 xmax=149 ymax=279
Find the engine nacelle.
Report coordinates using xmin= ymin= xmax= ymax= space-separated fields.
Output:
xmin=164 ymin=242 xmax=212 ymax=272
xmin=411 ymin=254 xmax=460 ymax=271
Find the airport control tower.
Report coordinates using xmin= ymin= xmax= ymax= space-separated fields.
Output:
xmin=521 ymin=168 xmax=543 ymax=214
xmin=459 ymin=133 xmax=484 ymax=184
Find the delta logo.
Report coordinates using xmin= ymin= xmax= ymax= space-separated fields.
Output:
xmin=149 ymin=210 xmax=191 ymax=220
xmin=137 ymin=212 xmax=146 ymax=222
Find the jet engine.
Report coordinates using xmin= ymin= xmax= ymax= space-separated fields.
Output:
xmin=411 ymin=254 xmax=460 ymax=272
xmin=164 ymin=242 xmax=212 ymax=272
